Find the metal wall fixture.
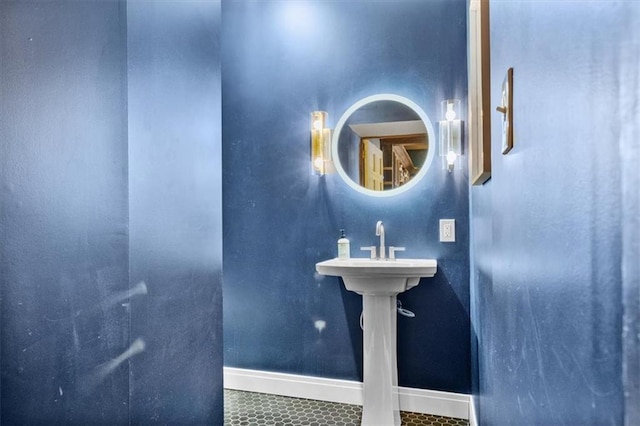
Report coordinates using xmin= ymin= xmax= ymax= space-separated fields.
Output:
xmin=310 ymin=111 xmax=333 ymax=175
xmin=438 ymin=99 xmax=463 ymax=172
xmin=496 ymin=67 xmax=514 ymax=155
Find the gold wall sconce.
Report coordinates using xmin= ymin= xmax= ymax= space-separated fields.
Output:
xmin=497 ymin=67 xmax=514 ymax=154
xmin=439 ymin=99 xmax=463 ymax=172
xmin=311 ymin=111 xmax=333 ymax=175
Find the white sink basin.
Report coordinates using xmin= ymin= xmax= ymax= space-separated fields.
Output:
xmin=316 ymin=257 xmax=437 ymax=296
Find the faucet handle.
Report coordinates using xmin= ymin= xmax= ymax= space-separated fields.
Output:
xmin=388 ymin=246 xmax=405 ymax=260
xmin=360 ymin=246 xmax=377 ymax=259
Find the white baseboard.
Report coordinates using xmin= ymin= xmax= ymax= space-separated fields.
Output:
xmin=469 ymin=395 xmax=478 ymax=426
xmin=224 ymin=367 xmax=470 ymax=421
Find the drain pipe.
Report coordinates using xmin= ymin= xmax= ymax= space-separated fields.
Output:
xmin=396 ymin=299 xmax=415 ymax=318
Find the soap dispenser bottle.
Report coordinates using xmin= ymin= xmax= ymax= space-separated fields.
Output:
xmin=337 ymin=229 xmax=350 ymax=259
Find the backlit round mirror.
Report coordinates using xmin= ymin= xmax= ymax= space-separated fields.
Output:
xmin=331 ymin=94 xmax=435 ymax=197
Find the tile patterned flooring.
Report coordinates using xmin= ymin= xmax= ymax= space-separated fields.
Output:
xmin=224 ymin=389 xmax=469 ymax=426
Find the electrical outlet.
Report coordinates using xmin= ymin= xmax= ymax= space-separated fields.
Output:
xmin=439 ymin=219 xmax=455 ymax=242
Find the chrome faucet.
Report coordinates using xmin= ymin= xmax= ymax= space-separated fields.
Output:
xmin=376 ymin=221 xmax=385 ymax=260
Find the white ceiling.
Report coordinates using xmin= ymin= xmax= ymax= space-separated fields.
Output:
xmin=348 ymin=120 xmax=426 ymax=138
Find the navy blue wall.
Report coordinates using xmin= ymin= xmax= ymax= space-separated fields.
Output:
xmin=1 ymin=2 xmax=130 ymax=423
xmin=470 ymin=1 xmax=639 ymax=425
xmin=127 ymin=1 xmax=223 ymax=424
xmin=1 ymin=1 xmax=223 ymax=424
xmin=222 ymin=0 xmax=471 ymax=393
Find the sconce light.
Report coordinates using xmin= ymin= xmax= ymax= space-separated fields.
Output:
xmin=311 ymin=111 xmax=333 ymax=175
xmin=439 ymin=99 xmax=463 ymax=172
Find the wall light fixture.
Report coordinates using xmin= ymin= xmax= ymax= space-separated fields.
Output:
xmin=311 ymin=111 xmax=332 ymax=175
xmin=439 ymin=99 xmax=463 ymax=172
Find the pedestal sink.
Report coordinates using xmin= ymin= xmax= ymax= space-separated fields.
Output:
xmin=315 ymin=257 xmax=437 ymax=426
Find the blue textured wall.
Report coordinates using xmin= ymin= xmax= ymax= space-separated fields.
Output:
xmin=469 ymin=1 xmax=639 ymax=425
xmin=222 ymin=0 xmax=471 ymax=393
xmin=127 ymin=1 xmax=223 ymax=424
xmin=1 ymin=1 xmax=223 ymax=424
xmin=0 ymin=2 xmax=130 ymax=423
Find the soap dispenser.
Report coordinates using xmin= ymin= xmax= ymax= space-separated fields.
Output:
xmin=337 ymin=229 xmax=350 ymax=259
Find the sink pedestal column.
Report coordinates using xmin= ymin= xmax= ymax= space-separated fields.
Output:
xmin=361 ymin=294 xmax=401 ymax=426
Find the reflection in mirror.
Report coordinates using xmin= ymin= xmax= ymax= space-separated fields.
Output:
xmin=332 ymin=95 xmax=435 ymax=197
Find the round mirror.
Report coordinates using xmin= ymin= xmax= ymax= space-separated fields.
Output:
xmin=331 ymin=94 xmax=436 ymax=197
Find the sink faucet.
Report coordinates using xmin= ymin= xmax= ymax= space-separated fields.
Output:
xmin=376 ymin=221 xmax=385 ymax=260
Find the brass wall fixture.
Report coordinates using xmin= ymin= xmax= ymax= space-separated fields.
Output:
xmin=311 ymin=111 xmax=333 ymax=175
xmin=497 ymin=67 xmax=514 ymax=154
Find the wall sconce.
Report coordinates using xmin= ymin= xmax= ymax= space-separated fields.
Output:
xmin=439 ymin=99 xmax=463 ymax=172
xmin=311 ymin=111 xmax=333 ymax=175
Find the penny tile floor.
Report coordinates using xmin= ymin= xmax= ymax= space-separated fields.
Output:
xmin=224 ymin=389 xmax=468 ymax=426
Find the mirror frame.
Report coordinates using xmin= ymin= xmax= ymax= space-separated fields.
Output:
xmin=331 ymin=94 xmax=436 ymax=197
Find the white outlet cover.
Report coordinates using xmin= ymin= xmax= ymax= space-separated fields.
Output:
xmin=439 ymin=219 xmax=456 ymax=242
